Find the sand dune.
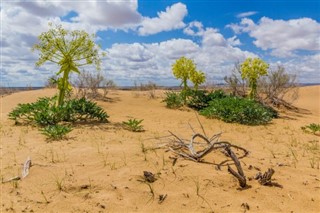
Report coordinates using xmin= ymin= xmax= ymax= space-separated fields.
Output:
xmin=1 ymin=86 xmax=319 ymax=212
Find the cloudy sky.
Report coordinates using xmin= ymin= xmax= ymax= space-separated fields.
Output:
xmin=1 ymin=0 xmax=319 ymax=87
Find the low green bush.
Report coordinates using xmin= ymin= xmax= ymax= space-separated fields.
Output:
xmin=9 ymin=96 xmax=108 ymax=140
xmin=200 ymin=96 xmax=278 ymax=125
xmin=187 ymin=89 xmax=226 ymax=110
xmin=163 ymin=91 xmax=184 ymax=109
xmin=9 ymin=97 xmax=108 ymax=126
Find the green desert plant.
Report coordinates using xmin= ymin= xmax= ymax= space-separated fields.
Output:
xmin=240 ymin=57 xmax=269 ymax=99
xmin=301 ymin=123 xmax=320 ymax=135
xmin=172 ymin=56 xmax=196 ymax=92
xmin=41 ymin=124 xmax=72 ymax=140
xmin=9 ymin=97 xmax=58 ymax=125
xmin=172 ymin=56 xmax=206 ymax=101
xmin=123 ymin=118 xmax=144 ymax=132
xmin=190 ymin=70 xmax=206 ymax=90
xmin=162 ymin=91 xmax=184 ymax=109
xmin=200 ymin=96 xmax=278 ymax=125
xmin=9 ymin=96 xmax=108 ymax=140
xmin=9 ymin=97 xmax=108 ymax=126
xmin=32 ymin=23 xmax=105 ymax=106
xmin=187 ymin=89 xmax=227 ymax=110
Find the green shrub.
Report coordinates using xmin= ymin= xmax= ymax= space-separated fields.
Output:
xmin=9 ymin=96 xmax=108 ymax=139
xmin=122 ymin=118 xmax=144 ymax=132
xmin=187 ymin=89 xmax=227 ymax=110
xmin=200 ymin=96 xmax=278 ymax=125
xmin=67 ymin=98 xmax=109 ymax=122
xmin=9 ymin=97 xmax=58 ymax=125
xmin=41 ymin=124 xmax=72 ymax=140
xmin=9 ymin=97 xmax=108 ymax=126
xmin=163 ymin=91 xmax=184 ymax=109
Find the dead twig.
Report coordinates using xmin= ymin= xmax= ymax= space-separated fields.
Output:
xmin=255 ymin=168 xmax=275 ymax=185
xmin=225 ymin=146 xmax=246 ymax=188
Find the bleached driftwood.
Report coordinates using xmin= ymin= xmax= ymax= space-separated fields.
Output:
xmin=2 ymin=157 xmax=31 ymax=184
xmin=22 ymin=156 xmax=32 ymax=179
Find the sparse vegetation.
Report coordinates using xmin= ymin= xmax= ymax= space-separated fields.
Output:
xmin=301 ymin=123 xmax=320 ymax=135
xmin=41 ymin=124 xmax=72 ymax=140
xmin=122 ymin=118 xmax=144 ymax=132
xmin=73 ymin=70 xmax=117 ymax=99
xmin=9 ymin=96 xmax=108 ymax=140
xmin=162 ymin=91 xmax=184 ymax=109
xmin=258 ymin=65 xmax=299 ymax=109
xmin=224 ymin=62 xmax=247 ymax=97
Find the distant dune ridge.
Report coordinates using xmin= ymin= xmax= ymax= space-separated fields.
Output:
xmin=1 ymin=86 xmax=319 ymax=212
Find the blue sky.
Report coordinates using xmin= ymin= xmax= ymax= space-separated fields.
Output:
xmin=1 ymin=0 xmax=319 ymax=87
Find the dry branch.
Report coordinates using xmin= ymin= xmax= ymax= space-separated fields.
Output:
xmin=225 ymin=146 xmax=246 ymax=188
xmin=2 ymin=157 xmax=32 ymax=184
xmin=255 ymin=168 xmax=275 ymax=185
xmin=22 ymin=156 xmax=32 ymax=179
xmin=166 ymin=130 xmax=248 ymax=165
xmin=159 ymin=119 xmax=250 ymax=188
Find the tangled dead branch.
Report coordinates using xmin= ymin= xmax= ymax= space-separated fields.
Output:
xmin=167 ymin=130 xmax=248 ymax=163
xmin=165 ymin=129 xmax=248 ymax=188
xmin=225 ymin=146 xmax=246 ymax=188
xmin=157 ymin=115 xmax=280 ymax=189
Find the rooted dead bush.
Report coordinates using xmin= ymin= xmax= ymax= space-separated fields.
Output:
xmin=258 ymin=65 xmax=299 ymax=109
xmin=133 ymin=81 xmax=158 ymax=99
xmin=224 ymin=63 xmax=247 ymax=97
xmin=73 ymin=71 xmax=116 ymax=99
xmin=224 ymin=63 xmax=299 ymax=110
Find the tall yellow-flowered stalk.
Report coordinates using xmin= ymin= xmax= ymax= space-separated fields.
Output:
xmin=240 ymin=58 xmax=269 ymax=99
xmin=32 ymin=23 xmax=106 ymax=106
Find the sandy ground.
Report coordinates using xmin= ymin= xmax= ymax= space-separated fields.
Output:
xmin=1 ymin=86 xmax=319 ymax=213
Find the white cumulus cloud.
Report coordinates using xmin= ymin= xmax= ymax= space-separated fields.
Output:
xmin=228 ymin=17 xmax=320 ymax=57
xmin=138 ymin=3 xmax=188 ymax=36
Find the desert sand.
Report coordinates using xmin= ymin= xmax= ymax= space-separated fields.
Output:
xmin=1 ymin=86 xmax=319 ymax=213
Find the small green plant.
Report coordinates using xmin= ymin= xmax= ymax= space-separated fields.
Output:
xmin=162 ymin=91 xmax=184 ymax=109
xmin=41 ymin=124 xmax=72 ymax=140
xmin=301 ymin=123 xmax=320 ymax=135
xmin=122 ymin=118 xmax=144 ymax=132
